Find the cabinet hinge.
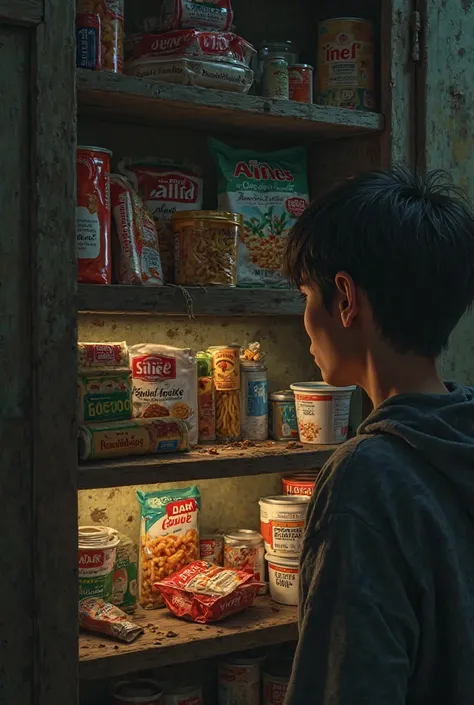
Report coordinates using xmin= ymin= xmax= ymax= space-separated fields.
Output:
xmin=411 ymin=10 xmax=421 ymax=62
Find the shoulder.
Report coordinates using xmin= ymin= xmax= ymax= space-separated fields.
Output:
xmin=307 ymin=433 xmax=420 ymax=537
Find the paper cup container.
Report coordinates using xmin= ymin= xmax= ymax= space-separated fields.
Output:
xmin=265 ymin=553 xmax=299 ymax=606
xmin=290 ymin=382 xmax=356 ymax=444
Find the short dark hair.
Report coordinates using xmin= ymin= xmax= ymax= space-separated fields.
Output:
xmin=284 ymin=166 xmax=474 ymax=357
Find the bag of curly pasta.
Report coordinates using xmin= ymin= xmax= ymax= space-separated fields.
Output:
xmin=209 ymin=138 xmax=309 ymax=288
xmin=137 ymin=486 xmax=201 ymax=609
xmin=129 ymin=344 xmax=199 ymax=445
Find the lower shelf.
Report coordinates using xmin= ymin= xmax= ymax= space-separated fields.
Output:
xmin=79 ymin=597 xmax=298 ymax=680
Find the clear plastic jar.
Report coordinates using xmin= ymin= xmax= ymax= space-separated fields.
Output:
xmin=173 ymin=210 xmax=241 ymax=286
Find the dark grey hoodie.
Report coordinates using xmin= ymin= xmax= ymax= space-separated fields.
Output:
xmin=286 ymin=382 xmax=474 ymax=705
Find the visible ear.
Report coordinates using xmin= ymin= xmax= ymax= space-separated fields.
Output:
xmin=334 ymin=271 xmax=358 ymax=328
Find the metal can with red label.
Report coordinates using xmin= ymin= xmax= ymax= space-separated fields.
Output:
xmin=112 ymin=679 xmax=163 ymax=705
xmin=76 ymin=13 xmax=101 ymax=70
xmin=218 ymin=656 xmax=261 ymax=705
xmin=224 ymin=529 xmax=266 ymax=593
xmin=162 ymin=684 xmax=203 ymax=705
xmin=263 ymin=672 xmax=289 ymax=705
xmin=288 ymin=64 xmax=314 ymax=103
xmin=282 ymin=472 xmax=319 ymax=497
xmin=76 ymin=145 xmax=112 ymax=284
xmin=200 ymin=534 xmax=224 ymax=565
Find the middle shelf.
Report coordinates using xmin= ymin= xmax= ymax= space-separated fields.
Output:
xmin=78 ymin=284 xmax=305 ymax=317
xmin=78 ymin=441 xmax=336 ymax=489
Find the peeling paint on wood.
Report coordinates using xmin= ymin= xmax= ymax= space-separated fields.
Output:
xmin=423 ymin=0 xmax=474 ymax=383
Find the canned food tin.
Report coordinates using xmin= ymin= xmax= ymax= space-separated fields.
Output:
xmin=208 ymin=345 xmax=241 ymax=391
xmin=224 ymin=530 xmax=266 ymax=590
xmin=263 ymin=659 xmax=292 ymax=705
xmin=240 ymin=360 xmax=268 ymax=441
xmin=316 ymin=17 xmax=375 ymax=110
xmin=162 ymin=684 xmax=202 ymax=705
xmin=112 ymin=680 xmax=163 ymax=705
xmin=218 ymin=656 xmax=261 ymax=705
xmin=269 ymin=390 xmax=298 ymax=441
xmin=259 ymin=495 xmax=310 ymax=556
xmin=76 ymin=145 xmax=112 ymax=285
xmin=282 ymin=472 xmax=319 ymax=496
xmin=262 ymin=57 xmax=289 ymax=99
xmin=78 ymin=525 xmax=120 ymax=602
xmin=76 ymin=13 xmax=101 ymax=70
xmin=288 ymin=64 xmax=314 ymax=103
xmin=200 ymin=534 xmax=224 ymax=565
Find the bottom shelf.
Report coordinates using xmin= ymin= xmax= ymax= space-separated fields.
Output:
xmin=79 ymin=597 xmax=297 ymax=679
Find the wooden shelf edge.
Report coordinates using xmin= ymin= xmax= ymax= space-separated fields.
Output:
xmin=79 ymin=598 xmax=298 ymax=680
xmin=77 ymin=284 xmax=305 ymax=317
xmin=78 ymin=442 xmax=336 ymax=489
xmin=77 ymin=69 xmax=384 ymax=137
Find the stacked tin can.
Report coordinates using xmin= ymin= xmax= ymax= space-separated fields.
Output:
xmin=259 ymin=493 xmax=310 ymax=606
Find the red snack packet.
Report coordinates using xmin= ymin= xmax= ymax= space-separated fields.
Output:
xmin=154 ymin=560 xmax=261 ymax=623
xmin=79 ymin=598 xmax=143 ymax=643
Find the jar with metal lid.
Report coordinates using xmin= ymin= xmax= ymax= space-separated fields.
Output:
xmin=240 ymin=360 xmax=268 ymax=441
xmin=172 ymin=210 xmax=242 ymax=286
xmin=288 ymin=63 xmax=314 ymax=103
xmin=224 ymin=529 xmax=266 ymax=592
xmin=258 ymin=40 xmax=298 ymax=77
xmin=269 ymin=390 xmax=298 ymax=441
xmin=262 ymin=57 xmax=289 ymax=99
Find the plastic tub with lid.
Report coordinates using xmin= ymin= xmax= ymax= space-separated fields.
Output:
xmin=290 ymin=382 xmax=356 ymax=444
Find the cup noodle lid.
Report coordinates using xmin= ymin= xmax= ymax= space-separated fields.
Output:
xmin=290 ymin=381 xmax=356 ymax=394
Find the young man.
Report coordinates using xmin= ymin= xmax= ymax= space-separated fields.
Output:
xmin=283 ymin=167 xmax=474 ymax=704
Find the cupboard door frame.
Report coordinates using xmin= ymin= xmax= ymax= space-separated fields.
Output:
xmin=0 ymin=0 xmax=78 ymax=703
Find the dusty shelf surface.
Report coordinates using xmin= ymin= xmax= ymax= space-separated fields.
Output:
xmin=79 ymin=597 xmax=297 ymax=680
xmin=78 ymin=440 xmax=336 ymax=489
xmin=78 ymin=284 xmax=305 ymax=317
xmin=77 ymin=69 xmax=384 ymax=138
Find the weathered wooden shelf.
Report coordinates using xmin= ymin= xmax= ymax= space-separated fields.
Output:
xmin=78 ymin=284 xmax=305 ymax=317
xmin=79 ymin=597 xmax=297 ymax=679
xmin=78 ymin=441 xmax=335 ymax=489
xmin=77 ymin=69 xmax=384 ymax=138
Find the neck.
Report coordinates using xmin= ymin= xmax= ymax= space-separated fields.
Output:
xmin=359 ymin=348 xmax=447 ymax=408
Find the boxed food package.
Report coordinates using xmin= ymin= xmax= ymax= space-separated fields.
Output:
xmin=137 ymin=487 xmax=201 ymax=609
xmin=210 ymin=139 xmax=309 ymax=287
xmin=129 ymin=344 xmax=199 ymax=446
xmin=78 ymin=341 xmax=129 ymax=371
xmin=78 ymin=417 xmax=189 ymax=460
xmin=77 ymin=369 xmax=132 ymax=424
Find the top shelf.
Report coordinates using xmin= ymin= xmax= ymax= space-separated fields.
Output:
xmin=77 ymin=69 xmax=384 ymax=139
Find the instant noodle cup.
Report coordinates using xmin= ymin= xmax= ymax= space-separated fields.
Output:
xmin=265 ymin=553 xmax=299 ymax=606
xmin=78 ymin=525 xmax=120 ymax=601
xmin=291 ymin=382 xmax=355 ymax=444
xmin=259 ymin=495 xmax=310 ymax=556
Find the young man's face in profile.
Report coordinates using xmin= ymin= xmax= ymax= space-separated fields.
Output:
xmin=301 ymin=278 xmax=362 ymax=388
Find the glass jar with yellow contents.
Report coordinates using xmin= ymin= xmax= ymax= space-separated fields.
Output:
xmin=172 ymin=210 xmax=242 ymax=286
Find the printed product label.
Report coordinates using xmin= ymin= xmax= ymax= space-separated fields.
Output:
xmin=78 ymin=546 xmax=116 ymax=601
xmin=112 ymin=539 xmax=138 ymax=611
xmin=247 ymin=379 xmax=268 ymax=417
xmin=269 ymin=564 xmax=298 ymax=590
xmin=76 ymin=208 xmax=101 ymax=258
xmin=210 ymin=140 xmax=309 ymax=287
xmin=294 ymin=392 xmax=351 ymax=443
